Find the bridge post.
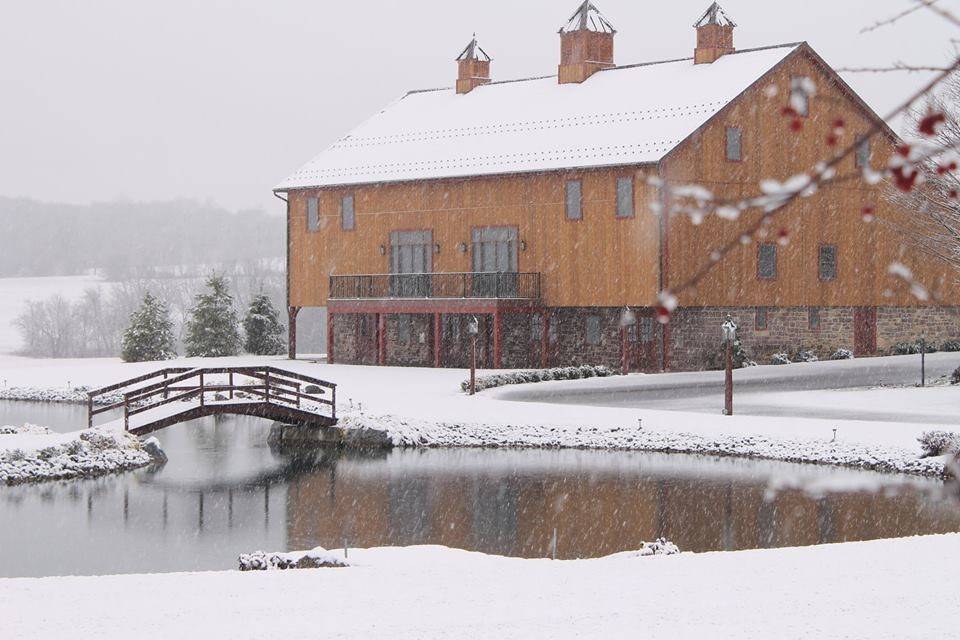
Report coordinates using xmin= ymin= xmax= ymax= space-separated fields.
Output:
xmin=199 ymin=372 xmax=205 ymax=407
xmin=265 ymin=370 xmax=270 ymax=403
xmin=229 ymin=372 xmax=234 ymax=399
xmin=87 ymin=394 xmax=93 ymax=429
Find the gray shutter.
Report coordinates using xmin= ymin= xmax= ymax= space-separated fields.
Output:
xmin=726 ymin=128 xmax=742 ymax=161
xmin=566 ymin=180 xmax=582 ymax=220
xmin=307 ymin=197 xmax=319 ymax=231
xmin=616 ymin=177 xmax=634 ymax=218
xmin=341 ymin=195 xmax=355 ymax=230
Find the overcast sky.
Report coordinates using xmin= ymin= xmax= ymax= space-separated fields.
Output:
xmin=0 ymin=0 xmax=954 ymax=215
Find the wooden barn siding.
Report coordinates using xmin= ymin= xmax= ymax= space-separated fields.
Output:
xmin=661 ymin=50 xmax=960 ymax=308
xmin=288 ymin=166 xmax=662 ymax=309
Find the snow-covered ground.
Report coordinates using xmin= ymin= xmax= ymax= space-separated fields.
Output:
xmin=0 ymin=275 xmax=108 ymax=355
xmin=0 ymin=423 xmax=153 ymax=484
xmin=0 ymin=352 xmax=956 ymax=475
xmin=1 ymin=535 xmax=957 ymax=639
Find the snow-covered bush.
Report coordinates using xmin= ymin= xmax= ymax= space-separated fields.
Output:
xmin=830 ymin=348 xmax=854 ymax=360
xmin=918 ymin=431 xmax=960 ymax=458
xmin=941 ymin=340 xmax=960 ymax=352
xmin=184 ymin=275 xmax=241 ymax=358
xmin=770 ymin=353 xmax=791 ymax=366
xmin=238 ymin=548 xmax=348 ymax=571
xmin=636 ymin=538 xmax=680 ymax=557
xmin=793 ymin=350 xmax=819 ymax=363
xmin=243 ymin=293 xmax=286 ymax=355
xmin=461 ymin=365 xmax=617 ymax=393
xmin=121 ymin=291 xmax=177 ymax=362
xmin=892 ymin=342 xmax=919 ymax=355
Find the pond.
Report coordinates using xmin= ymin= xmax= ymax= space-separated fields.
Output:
xmin=2 ymin=400 xmax=960 ymax=578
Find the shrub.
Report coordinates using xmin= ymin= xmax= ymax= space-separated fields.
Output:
xmin=793 ymin=350 xmax=819 ymax=363
xmin=830 ymin=348 xmax=854 ymax=360
xmin=952 ymin=367 xmax=960 ymax=386
xmin=892 ymin=342 xmax=919 ymax=355
xmin=941 ymin=340 xmax=960 ymax=352
xmin=184 ymin=275 xmax=241 ymax=358
xmin=121 ymin=292 xmax=177 ymax=362
xmin=243 ymin=293 xmax=286 ymax=356
xmin=460 ymin=365 xmax=617 ymax=393
xmin=918 ymin=430 xmax=960 ymax=457
xmin=770 ymin=353 xmax=791 ymax=366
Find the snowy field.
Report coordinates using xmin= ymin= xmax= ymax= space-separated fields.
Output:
xmin=1 ymin=535 xmax=958 ymax=639
xmin=0 ymin=275 xmax=108 ymax=354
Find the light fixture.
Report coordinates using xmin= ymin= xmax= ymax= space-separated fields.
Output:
xmin=458 ymin=242 xmax=468 ymax=253
xmin=435 ymin=243 xmax=441 ymax=255
xmin=520 ymin=240 xmax=527 ymax=252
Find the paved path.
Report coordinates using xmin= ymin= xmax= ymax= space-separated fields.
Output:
xmin=498 ymin=353 xmax=960 ymax=424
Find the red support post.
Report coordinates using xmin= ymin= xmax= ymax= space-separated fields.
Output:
xmin=621 ymin=327 xmax=630 ymax=376
xmin=377 ymin=313 xmax=387 ymax=366
xmin=327 ymin=313 xmax=335 ymax=365
xmin=724 ymin=339 xmax=734 ymax=416
xmin=492 ymin=312 xmax=503 ymax=370
xmin=433 ymin=313 xmax=442 ymax=368
xmin=540 ymin=310 xmax=550 ymax=369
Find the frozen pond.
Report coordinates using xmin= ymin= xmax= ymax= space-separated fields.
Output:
xmin=2 ymin=400 xmax=960 ymax=578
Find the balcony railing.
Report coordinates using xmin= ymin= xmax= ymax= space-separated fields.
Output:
xmin=329 ymin=272 xmax=541 ymax=300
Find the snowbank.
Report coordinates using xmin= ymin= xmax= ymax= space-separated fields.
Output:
xmin=340 ymin=412 xmax=948 ymax=477
xmin=0 ymin=425 xmax=154 ymax=485
xmin=238 ymin=548 xmax=350 ymax=571
xmin=0 ymin=385 xmax=122 ymax=405
xmin=2 ymin=536 xmax=958 ymax=639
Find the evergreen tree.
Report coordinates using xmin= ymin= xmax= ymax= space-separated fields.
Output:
xmin=184 ymin=275 xmax=241 ymax=357
xmin=121 ymin=292 xmax=177 ymax=362
xmin=243 ymin=293 xmax=285 ymax=355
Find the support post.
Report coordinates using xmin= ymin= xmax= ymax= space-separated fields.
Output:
xmin=87 ymin=395 xmax=93 ymax=429
xmin=493 ymin=311 xmax=502 ymax=370
xmin=724 ymin=339 xmax=733 ymax=416
xmin=199 ymin=372 xmax=205 ymax=407
xmin=327 ymin=313 xmax=335 ymax=365
xmin=377 ymin=314 xmax=387 ymax=366
xmin=921 ymin=336 xmax=926 ymax=387
xmin=540 ymin=310 xmax=550 ymax=369
xmin=621 ymin=327 xmax=630 ymax=376
xmin=470 ymin=335 xmax=477 ymax=396
xmin=264 ymin=369 xmax=270 ymax=404
xmin=124 ymin=394 xmax=129 ymax=432
xmin=229 ymin=372 xmax=234 ymax=400
xmin=288 ymin=306 xmax=300 ymax=360
xmin=433 ymin=313 xmax=442 ymax=368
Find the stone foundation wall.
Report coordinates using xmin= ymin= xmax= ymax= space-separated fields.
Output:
xmin=385 ymin=314 xmax=433 ymax=367
xmin=668 ymin=306 xmax=960 ymax=371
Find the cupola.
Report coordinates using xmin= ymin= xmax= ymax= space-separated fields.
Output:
xmin=558 ymin=2 xmax=616 ymax=84
xmin=456 ymin=35 xmax=492 ymax=95
xmin=694 ymin=2 xmax=736 ymax=64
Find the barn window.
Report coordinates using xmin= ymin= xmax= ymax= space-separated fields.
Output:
xmin=855 ymin=139 xmax=871 ymax=168
xmin=757 ymin=243 xmax=778 ymax=280
xmin=640 ymin=317 xmax=653 ymax=342
xmin=307 ymin=196 xmax=320 ymax=232
xmin=819 ymin=245 xmax=837 ymax=281
xmin=755 ymin=307 xmax=769 ymax=331
xmin=616 ymin=177 xmax=634 ymax=218
xmin=397 ymin=314 xmax=413 ymax=343
xmin=341 ymin=195 xmax=355 ymax=230
xmin=585 ymin=316 xmax=601 ymax=345
xmin=726 ymin=127 xmax=742 ymax=161
xmin=790 ymin=77 xmax=812 ymax=116
xmin=808 ymin=307 xmax=821 ymax=330
xmin=565 ymin=180 xmax=582 ymax=220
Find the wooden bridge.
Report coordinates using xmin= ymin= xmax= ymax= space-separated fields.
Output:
xmin=87 ymin=366 xmax=337 ymax=436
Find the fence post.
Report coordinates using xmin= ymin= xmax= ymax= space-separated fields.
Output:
xmin=332 ymin=385 xmax=337 ymax=420
xmin=163 ymin=372 xmax=169 ymax=400
xmin=199 ymin=372 xmax=205 ymax=407
xmin=124 ymin=394 xmax=129 ymax=432
xmin=265 ymin=370 xmax=270 ymax=404
xmin=229 ymin=372 xmax=234 ymax=400
xmin=87 ymin=394 xmax=93 ymax=429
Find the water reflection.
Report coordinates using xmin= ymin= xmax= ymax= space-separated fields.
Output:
xmin=1 ymin=401 xmax=960 ymax=577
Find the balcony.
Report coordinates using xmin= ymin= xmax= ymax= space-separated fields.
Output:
xmin=329 ymin=272 xmax=541 ymax=301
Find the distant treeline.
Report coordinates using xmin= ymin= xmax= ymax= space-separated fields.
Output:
xmin=0 ymin=196 xmax=284 ymax=279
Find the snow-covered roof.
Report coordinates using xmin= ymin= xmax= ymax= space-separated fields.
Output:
xmin=560 ymin=2 xmax=616 ymax=34
xmin=275 ymin=44 xmax=801 ymax=191
xmin=695 ymin=2 xmax=736 ymax=28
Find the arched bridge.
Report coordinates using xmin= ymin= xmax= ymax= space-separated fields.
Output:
xmin=87 ymin=366 xmax=337 ymax=436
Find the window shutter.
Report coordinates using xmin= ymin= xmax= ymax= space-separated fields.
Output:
xmin=616 ymin=177 xmax=634 ymax=218
xmin=819 ymin=245 xmax=837 ymax=281
xmin=758 ymin=244 xmax=778 ymax=279
xmin=307 ymin=197 xmax=319 ymax=232
xmin=586 ymin=316 xmax=601 ymax=345
xmin=341 ymin=195 xmax=355 ymax=230
xmin=726 ymin=127 xmax=742 ymax=161
xmin=565 ymin=180 xmax=582 ymax=220
xmin=856 ymin=139 xmax=871 ymax=168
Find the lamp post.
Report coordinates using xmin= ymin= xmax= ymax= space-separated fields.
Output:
xmin=468 ymin=316 xmax=480 ymax=396
xmin=721 ymin=317 xmax=737 ymax=416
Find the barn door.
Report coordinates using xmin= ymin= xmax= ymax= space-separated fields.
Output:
xmin=854 ymin=307 xmax=877 ymax=356
xmin=624 ymin=315 xmax=658 ymax=373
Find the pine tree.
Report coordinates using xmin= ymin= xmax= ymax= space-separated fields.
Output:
xmin=121 ymin=292 xmax=177 ymax=362
xmin=243 ymin=293 xmax=285 ymax=355
xmin=184 ymin=275 xmax=241 ymax=358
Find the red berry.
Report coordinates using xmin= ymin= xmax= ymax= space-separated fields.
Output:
xmin=790 ymin=119 xmax=803 ymax=132
xmin=655 ymin=307 xmax=671 ymax=325
xmin=918 ymin=112 xmax=946 ymax=137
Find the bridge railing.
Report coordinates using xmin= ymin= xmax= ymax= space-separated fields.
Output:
xmin=87 ymin=366 xmax=337 ymax=431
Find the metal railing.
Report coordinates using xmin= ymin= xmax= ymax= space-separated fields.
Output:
xmin=329 ymin=272 xmax=541 ymax=300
